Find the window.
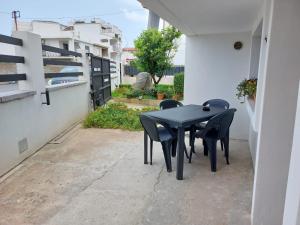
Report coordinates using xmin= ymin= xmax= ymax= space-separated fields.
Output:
xmin=85 ymin=45 xmax=90 ymax=53
xmin=62 ymin=43 xmax=69 ymax=50
xmin=102 ymin=48 xmax=108 ymax=57
xmin=74 ymin=42 xmax=80 ymax=51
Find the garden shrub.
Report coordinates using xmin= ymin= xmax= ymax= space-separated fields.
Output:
xmin=143 ymin=89 xmax=157 ymax=98
xmin=118 ymin=84 xmax=132 ymax=89
xmin=126 ymin=89 xmax=143 ymax=98
xmin=112 ymin=84 xmax=175 ymax=100
xmin=83 ymin=103 xmax=157 ymax=131
xmin=155 ymin=84 xmax=174 ymax=99
xmin=164 ymin=88 xmax=175 ymax=99
xmin=112 ymin=85 xmax=132 ymax=98
xmin=174 ymin=72 xmax=184 ymax=95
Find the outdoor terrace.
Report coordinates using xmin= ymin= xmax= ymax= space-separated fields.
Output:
xmin=0 ymin=126 xmax=253 ymax=225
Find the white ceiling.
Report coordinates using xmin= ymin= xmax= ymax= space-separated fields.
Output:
xmin=138 ymin=0 xmax=263 ymax=35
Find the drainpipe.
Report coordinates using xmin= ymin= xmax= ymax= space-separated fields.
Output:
xmin=147 ymin=10 xmax=160 ymax=29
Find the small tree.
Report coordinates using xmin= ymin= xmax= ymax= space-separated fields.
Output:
xmin=132 ymin=26 xmax=181 ymax=85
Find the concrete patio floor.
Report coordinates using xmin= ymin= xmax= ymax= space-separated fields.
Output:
xmin=0 ymin=126 xmax=253 ymax=225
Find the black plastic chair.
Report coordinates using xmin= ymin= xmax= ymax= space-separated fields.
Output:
xmin=202 ymin=99 xmax=230 ymax=109
xmin=190 ymin=109 xmax=237 ymax=172
xmin=200 ymin=99 xmax=230 ymax=151
xmin=159 ymin=99 xmax=190 ymax=159
xmin=140 ymin=114 xmax=176 ymax=172
xmin=159 ymin=99 xmax=183 ymax=110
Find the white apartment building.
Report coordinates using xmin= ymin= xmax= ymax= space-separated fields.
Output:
xmin=121 ymin=47 xmax=136 ymax=65
xmin=15 ymin=19 xmax=122 ymax=88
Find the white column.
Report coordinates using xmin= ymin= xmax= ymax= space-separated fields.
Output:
xmin=252 ymin=0 xmax=300 ymax=224
xmin=147 ymin=10 xmax=160 ymax=29
xmin=68 ymin=39 xmax=75 ymax=51
xmin=13 ymin=31 xmax=45 ymax=96
xmin=283 ymin=82 xmax=300 ymax=225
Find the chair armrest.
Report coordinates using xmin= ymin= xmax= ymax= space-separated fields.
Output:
xmin=157 ymin=121 xmax=176 ymax=138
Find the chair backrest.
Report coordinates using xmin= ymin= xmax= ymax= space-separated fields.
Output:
xmin=203 ymin=99 xmax=230 ymax=109
xmin=140 ymin=115 xmax=160 ymax=142
xmin=205 ymin=108 xmax=237 ymax=139
xmin=159 ymin=99 xmax=183 ymax=110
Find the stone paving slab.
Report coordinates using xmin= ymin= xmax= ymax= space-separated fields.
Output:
xmin=0 ymin=128 xmax=253 ymax=225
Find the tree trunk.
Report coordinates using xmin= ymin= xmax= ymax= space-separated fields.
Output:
xmin=151 ymin=74 xmax=162 ymax=85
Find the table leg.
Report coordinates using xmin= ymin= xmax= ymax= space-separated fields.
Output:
xmin=176 ymin=127 xmax=185 ymax=180
xmin=144 ymin=129 xmax=148 ymax=164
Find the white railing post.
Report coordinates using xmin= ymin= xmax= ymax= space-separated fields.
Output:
xmin=12 ymin=31 xmax=45 ymax=98
xmin=80 ymin=50 xmax=93 ymax=111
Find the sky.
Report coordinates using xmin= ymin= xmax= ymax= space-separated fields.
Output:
xmin=0 ymin=0 xmax=148 ymax=47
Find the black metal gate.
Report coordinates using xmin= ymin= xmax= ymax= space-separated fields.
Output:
xmin=90 ymin=54 xmax=112 ymax=109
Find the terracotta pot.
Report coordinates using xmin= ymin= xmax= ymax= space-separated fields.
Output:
xmin=173 ymin=93 xmax=183 ymax=101
xmin=157 ymin=93 xmax=165 ymax=100
xmin=249 ymin=94 xmax=256 ymax=102
xmin=172 ymin=94 xmax=180 ymax=101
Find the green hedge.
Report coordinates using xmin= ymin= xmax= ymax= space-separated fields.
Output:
xmin=174 ymin=72 xmax=184 ymax=95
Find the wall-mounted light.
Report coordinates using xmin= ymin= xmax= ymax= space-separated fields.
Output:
xmin=234 ymin=41 xmax=243 ymax=50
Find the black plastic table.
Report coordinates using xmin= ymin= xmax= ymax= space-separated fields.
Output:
xmin=143 ymin=104 xmax=226 ymax=180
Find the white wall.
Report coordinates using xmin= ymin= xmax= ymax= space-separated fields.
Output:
xmin=184 ymin=32 xmax=251 ymax=140
xmin=248 ymin=122 xmax=258 ymax=167
xmin=0 ymin=32 xmax=90 ymax=176
xmin=0 ymin=84 xmax=89 ymax=176
xmin=172 ymin=35 xmax=185 ymax=65
xmin=249 ymin=36 xmax=261 ymax=78
xmin=283 ymin=81 xmax=300 ymax=225
xmin=31 ymin=21 xmax=74 ymax=39
xmin=74 ymin=23 xmax=101 ymax=44
xmin=252 ymin=0 xmax=300 ymax=224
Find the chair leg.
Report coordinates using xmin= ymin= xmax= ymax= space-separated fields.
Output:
xmin=184 ymin=143 xmax=190 ymax=160
xmin=220 ymin=139 xmax=224 ymax=151
xmin=150 ymin=139 xmax=153 ymax=165
xmin=189 ymin=137 xmax=194 ymax=163
xmin=189 ymin=144 xmax=193 ymax=163
xmin=162 ymin=141 xmax=172 ymax=172
xmin=189 ymin=128 xmax=194 ymax=147
xmin=203 ymin=139 xmax=208 ymax=156
xmin=224 ymin=135 xmax=230 ymax=165
xmin=144 ymin=130 xmax=148 ymax=164
xmin=206 ymin=138 xmax=217 ymax=172
xmin=171 ymin=139 xmax=177 ymax=157
xmin=190 ymin=126 xmax=196 ymax=153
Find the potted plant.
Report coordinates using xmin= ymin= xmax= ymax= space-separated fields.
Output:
xmin=236 ymin=78 xmax=257 ymax=103
xmin=155 ymin=85 xmax=165 ymax=100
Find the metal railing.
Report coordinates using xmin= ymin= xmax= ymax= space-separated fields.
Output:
xmin=0 ymin=34 xmax=26 ymax=83
xmin=42 ymin=44 xmax=83 ymax=79
xmin=42 ymin=44 xmax=82 ymax=57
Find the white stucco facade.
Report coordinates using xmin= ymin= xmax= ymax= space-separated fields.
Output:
xmin=252 ymin=1 xmax=300 ymax=224
xmin=283 ymin=82 xmax=300 ymax=225
xmin=139 ymin=0 xmax=300 ymax=224
xmin=184 ymin=32 xmax=251 ymax=140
